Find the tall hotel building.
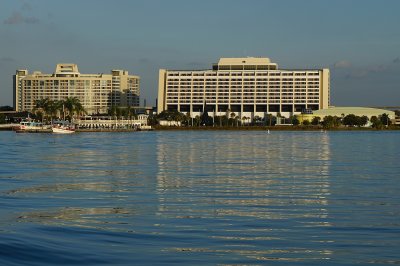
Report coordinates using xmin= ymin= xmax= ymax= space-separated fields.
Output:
xmin=158 ymin=57 xmax=330 ymax=118
xmin=14 ymin=64 xmax=140 ymax=114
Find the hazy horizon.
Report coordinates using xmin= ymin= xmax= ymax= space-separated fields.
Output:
xmin=1 ymin=0 xmax=399 ymax=107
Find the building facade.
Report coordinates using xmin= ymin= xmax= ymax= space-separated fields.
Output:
xmin=298 ymin=107 xmax=396 ymax=124
xmin=14 ymin=64 xmax=140 ymax=114
xmin=158 ymin=57 xmax=330 ymax=119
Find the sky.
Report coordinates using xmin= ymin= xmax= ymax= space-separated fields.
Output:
xmin=0 ymin=0 xmax=399 ymax=107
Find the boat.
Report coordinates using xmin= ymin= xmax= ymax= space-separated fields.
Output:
xmin=13 ymin=121 xmax=52 ymax=133
xmin=52 ymin=121 xmax=76 ymax=134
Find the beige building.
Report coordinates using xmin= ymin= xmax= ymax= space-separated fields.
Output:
xmin=158 ymin=57 xmax=330 ymax=119
xmin=14 ymin=64 xmax=140 ymax=114
xmin=298 ymin=107 xmax=396 ymax=124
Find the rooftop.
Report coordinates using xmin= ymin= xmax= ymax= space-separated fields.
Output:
xmin=217 ymin=57 xmax=274 ymax=66
xmin=314 ymin=107 xmax=395 ymax=118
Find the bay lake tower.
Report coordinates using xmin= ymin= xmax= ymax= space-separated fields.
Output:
xmin=158 ymin=57 xmax=330 ymax=118
xmin=14 ymin=64 xmax=140 ymax=114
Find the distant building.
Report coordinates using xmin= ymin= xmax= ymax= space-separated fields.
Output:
xmin=298 ymin=106 xmax=396 ymax=124
xmin=158 ymin=57 xmax=330 ymax=119
xmin=74 ymin=114 xmax=149 ymax=129
xmin=14 ymin=64 xmax=140 ymax=114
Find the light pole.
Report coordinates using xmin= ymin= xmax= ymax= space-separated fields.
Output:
xmin=212 ymin=109 xmax=215 ymax=127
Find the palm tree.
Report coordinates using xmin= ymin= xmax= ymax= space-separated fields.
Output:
xmin=63 ymin=97 xmax=75 ymax=118
xmin=241 ymin=116 xmax=247 ymax=126
xmin=126 ymin=106 xmax=132 ymax=120
xmin=230 ymin=112 xmax=236 ymax=126
xmin=33 ymin=98 xmax=50 ymax=121
xmin=62 ymin=97 xmax=85 ymax=120
xmin=235 ymin=115 xmax=240 ymax=127
xmin=47 ymin=100 xmax=61 ymax=121
xmin=194 ymin=115 xmax=201 ymax=126
xmin=74 ymin=101 xmax=86 ymax=119
xmin=267 ymin=113 xmax=273 ymax=127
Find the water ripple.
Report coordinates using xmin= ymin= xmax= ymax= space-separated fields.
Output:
xmin=0 ymin=131 xmax=399 ymax=265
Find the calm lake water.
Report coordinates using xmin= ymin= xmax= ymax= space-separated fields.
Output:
xmin=0 ymin=130 xmax=399 ymax=265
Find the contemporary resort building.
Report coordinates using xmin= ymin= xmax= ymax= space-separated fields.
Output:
xmin=298 ymin=106 xmax=396 ymax=124
xmin=158 ymin=57 xmax=330 ymax=119
xmin=14 ymin=64 xmax=140 ymax=114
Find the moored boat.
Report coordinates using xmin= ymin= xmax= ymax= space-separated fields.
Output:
xmin=52 ymin=121 xmax=75 ymax=134
xmin=13 ymin=121 xmax=52 ymax=133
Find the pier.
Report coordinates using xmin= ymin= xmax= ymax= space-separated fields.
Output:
xmin=74 ymin=115 xmax=150 ymax=130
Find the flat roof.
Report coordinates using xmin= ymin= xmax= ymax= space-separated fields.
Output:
xmin=218 ymin=57 xmax=273 ymax=65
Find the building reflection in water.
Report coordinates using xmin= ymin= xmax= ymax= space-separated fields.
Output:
xmin=7 ymin=133 xmax=159 ymax=231
xmin=156 ymin=131 xmax=332 ymax=261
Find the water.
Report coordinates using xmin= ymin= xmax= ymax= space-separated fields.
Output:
xmin=0 ymin=130 xmax=399 ymax=265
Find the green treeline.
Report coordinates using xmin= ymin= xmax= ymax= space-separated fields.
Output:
xmin=148 ymin=110 xmax=395 ymax=129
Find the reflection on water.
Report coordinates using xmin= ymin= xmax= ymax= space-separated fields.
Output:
xmin=7 ymin=182 xmax=123 ymax=194
xmin=0 ymin=131 xmax=399 ymax=265
xmin=17 ymin=207 xmax=132 ymax=227
xmin=156 ymin=132 xmax=332 ymax=261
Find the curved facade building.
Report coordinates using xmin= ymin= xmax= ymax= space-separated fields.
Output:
xmin=300 ymin=107 xmax=395 ymax=121
xmin=313 ymin=107 xmax=395 ymax=118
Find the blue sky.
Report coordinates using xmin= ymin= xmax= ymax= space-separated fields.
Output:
xmin=1 ymin=0 xmax=399 ymax=107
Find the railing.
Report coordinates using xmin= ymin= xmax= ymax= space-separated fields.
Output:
xmin=74 ymin=118 xmax=148 ymax=129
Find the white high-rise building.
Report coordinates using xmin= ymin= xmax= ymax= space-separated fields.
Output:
xmin=158 ymin=57 xmax=330 ymax=119
xmin=14 ymin=64 xmax=140 ymax=114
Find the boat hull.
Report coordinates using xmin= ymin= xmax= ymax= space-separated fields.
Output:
xmin=52 ymin=127 xmax=75 ymax=134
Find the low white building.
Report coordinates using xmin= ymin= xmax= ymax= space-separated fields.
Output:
xmin=159 ymin=120 xmax=182 ymax=126
xmin=312 ymin=107 xmax=395 ymax=120
xmin=74 ymin=114 xmax=148 ymax=129
xmin=298 ymin=107 xmax=396 ymax=125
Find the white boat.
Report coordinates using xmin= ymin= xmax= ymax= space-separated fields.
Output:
xmin=13 ymin=121 xmax=52 ymax=133
xmin=52 ymin=121 xmax=75 ymax=134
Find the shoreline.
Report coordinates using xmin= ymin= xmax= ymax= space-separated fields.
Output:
xmin=153 ymin=125 xmax=400 ymax=131
xmin=1 ymin=125 xmax=399 ymax=132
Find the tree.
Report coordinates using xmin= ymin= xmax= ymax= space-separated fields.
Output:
xmin=108 ymin=106 xmax=116 ymax=117
xmin=194 ymin=115 xmax=201 ymax=126
xmin=358 ymin=116 xmax=369 ymax=127
xmin=311 ymin=116 xmax=321 ymax=125
xmin=0 ymin=113 xmax=6 ymax=124
xmin=218 ymin=115 xmax=228 ymax=126
xmin=235 ymin=115 xmax=240 ymax=127
xmin=35 ymin=110 xmax=44 ymax=122
xmin=241 ymin=116 xmax=247 ymax=126
xmin=292 ymin=116 xmax=300 ymax=126
xmin=380 ymin=113 xmax=391 ymax=126
xmin=200 ymin=108 xmax=212 ymax=126
xmin=0 ymin=106 xmax=13 ymax=111
xmin=63 ymin=97 xmax=75 ymax=117
xmin=62 ymin=97 xmax=85 ymax=119
xmin=175 ymin=111 xmax=186 ymax=125
xmin=323 ymin=115 xmax=340 ymax=128
xmin=116 ymin=106 xmax=122 ymax=119
xmin=370 ymin=116 xmax=383 ymax=129
xmin=229 ymin=112 xmax=236 ymax=126
xmin=147 ymin=114 xmax=158 ymax=126
xmin=343 ymin=114 xmax=357 ymax=127
xmin=47 ymin=100 xmax=61 ymax=120
xmin=253 ymin=115 xmax=262 ymax=126
xmin=266 ymin=113 xmax=274 ymax=126
xmin=34 ymin=98 xmax=50 ymax=121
